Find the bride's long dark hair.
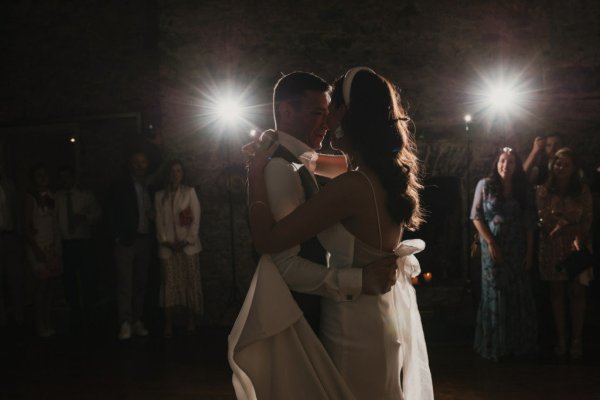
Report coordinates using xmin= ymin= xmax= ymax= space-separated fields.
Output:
xmin=331 ymin=70 xmax=423 ymax=230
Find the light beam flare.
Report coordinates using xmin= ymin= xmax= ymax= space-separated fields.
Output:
xmin=194 ymin=78 xmax=263 ymax=134
xmin=466 ymin=65 xmax=537 ymax=123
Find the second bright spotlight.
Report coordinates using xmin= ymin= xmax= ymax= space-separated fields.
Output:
xmin=468 ymin=66 xmax=535 ymax=123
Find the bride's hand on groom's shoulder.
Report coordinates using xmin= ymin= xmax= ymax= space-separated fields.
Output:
xmin=259 ymin=129 xmax=277 ymax=142
xmin=241 ymin=130 xmax=277 ymax=155
xmin=361 ymin=256 xmax=399 ymax=295
xmin=241 ymin=130 xmax=276 ymax=160
xmin=243 ymin=132 xmax=278 ymax=176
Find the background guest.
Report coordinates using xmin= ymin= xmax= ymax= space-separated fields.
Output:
xmin=591 ymin=165 xmax=600 ymax=324
xmin=0 ymin=166 xmax=24 ymax=329
xmin=536 ymin=147 xmax=593 ymax=360
xmin=154 ymin=160 xmax=203 ymax=338
xmin=24 ymin=164 xmax=62 ymax=337
xmin=470 ymin=147 xmax=538 ymax=360
xmin=523 ymin=133 xmax=565 ymax=349
xmin=523 ymin=133 xmax=563 ymax=185
xmin=55 ymin=166 xmax=101 ymax=334
xmin=109 ymin=150 xmax=153 ymax=340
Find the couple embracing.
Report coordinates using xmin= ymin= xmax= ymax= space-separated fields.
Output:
xmin=228 ymin=68 xmax=434 ymax=400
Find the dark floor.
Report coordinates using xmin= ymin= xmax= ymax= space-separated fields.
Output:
xmin=2 ymin=289 xmax=600 ymax=400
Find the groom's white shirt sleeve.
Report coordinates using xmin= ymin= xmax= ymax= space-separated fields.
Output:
xmin=263 ymin=134 xmax=362 ymax=301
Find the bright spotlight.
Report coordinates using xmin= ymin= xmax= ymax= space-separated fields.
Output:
xmin=249 ymin=129 xmax=257 ymax=137
xmin=464 ymin=114 xmax=472 ymax=123
xmin=69 ymin=136 xmax=76 ymax=143
xmin=486 ymin=85 xmax=518 ymax=112
xmin=216 ymin=97 xmax=245 ymax=125
xmin=467 ymin=66 xmax=535 ymax=122
xmin=196 ymin=79 xmax=261 ymax=133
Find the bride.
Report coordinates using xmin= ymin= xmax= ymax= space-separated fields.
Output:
xmin=229 ymin=67 xmax=433 ymax=399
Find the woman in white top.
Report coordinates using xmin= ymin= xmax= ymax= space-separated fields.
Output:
xmin=155 ymin=160 xmax=203 ymax=337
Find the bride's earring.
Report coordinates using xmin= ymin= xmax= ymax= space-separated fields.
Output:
xmin=334 ymin=126 xmax=344 ymax=139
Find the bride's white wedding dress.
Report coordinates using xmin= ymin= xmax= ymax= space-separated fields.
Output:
xmin=228 ymin=175 xmax=433 ymax=400
xmin=319 ymin=226 xmax=432 ymax=399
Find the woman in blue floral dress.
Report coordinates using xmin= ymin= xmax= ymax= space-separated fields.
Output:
xmin=470 ymin=147 xmax=538 ymax=360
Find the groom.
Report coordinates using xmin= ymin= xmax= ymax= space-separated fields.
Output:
xmin=259 ymin=71 xmax=397 ymax=334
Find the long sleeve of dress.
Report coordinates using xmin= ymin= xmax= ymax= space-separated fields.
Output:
xmin=470 ymin=179 xmax=486 ymax=221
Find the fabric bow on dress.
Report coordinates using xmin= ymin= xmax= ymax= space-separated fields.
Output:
xmin=394 ymin=239 xmax=425 ymax=277
xmin=393 ymin=239 xmax=434 ymax=400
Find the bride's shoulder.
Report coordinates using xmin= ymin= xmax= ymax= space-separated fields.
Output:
xmin=325 ymin=170 xmax=372 ymax=195
xmin=331 ymin=170 xmax=367 ymax=184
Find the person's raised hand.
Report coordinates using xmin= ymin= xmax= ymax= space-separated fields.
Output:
xmin=241 ymin=130 xmax=277 ymax=159
xmin=549 ymin=219 xmax=568 ymax=238
xmin=532 ymin=136 xmax=545 ymax=155
xmin=244 ymin=131 xmax=278 ymax=177
xmin=259 ymin=129 xmax=278 ymax=143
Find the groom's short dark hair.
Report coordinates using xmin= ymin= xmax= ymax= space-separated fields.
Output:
xmin=273 ymin=71 xmax=330 ymax=123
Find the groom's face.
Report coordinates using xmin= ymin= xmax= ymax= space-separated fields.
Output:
xmin=286 ymin=90 xmax=330 ymax=150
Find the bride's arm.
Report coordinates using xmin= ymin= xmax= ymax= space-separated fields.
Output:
xmin=314 ymin=154 xmax=348 ymax=179
xmin=247 ymin=147 xmax=358 ymax=254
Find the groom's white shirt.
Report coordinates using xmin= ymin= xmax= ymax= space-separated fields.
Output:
xmin=264 ymin=131 xmax=362 ymax=301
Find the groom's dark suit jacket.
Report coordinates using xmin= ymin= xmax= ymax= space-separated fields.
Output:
xmin=271 ymin=145 xmax=327 ymax=335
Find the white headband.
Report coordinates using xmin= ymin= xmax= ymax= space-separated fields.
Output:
xmin=342 ymin=66 xmax=375 ymax=106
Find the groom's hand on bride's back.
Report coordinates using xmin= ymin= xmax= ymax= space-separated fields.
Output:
xmin=361 ymin=256 xmax=398 ymax=295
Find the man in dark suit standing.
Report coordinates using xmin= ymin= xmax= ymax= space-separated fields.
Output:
xmin=110 ymin=150 xmax=153 ymax=340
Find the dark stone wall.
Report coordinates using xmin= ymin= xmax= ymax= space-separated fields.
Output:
xmin=158 ymin=0 xmax=600 ymax=129
xmin=2 ymin=0 xmax=160 ymax=123
xmin=3 ymin=0 xmax=599 ymax=325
